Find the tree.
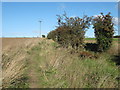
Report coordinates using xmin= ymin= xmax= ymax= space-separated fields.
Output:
xmin=42 ymin=35 xmax=46 ymax=38
xmin=92 ymin=12 xmax=114 ymax=52
xmin=47 ymin=12 xmax=92 ymax=49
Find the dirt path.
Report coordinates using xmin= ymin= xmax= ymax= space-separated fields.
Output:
xmin=28 ymin=58 xmax=40 ymax=88
xmin=27 ymin=45 xmax=42 ymax=88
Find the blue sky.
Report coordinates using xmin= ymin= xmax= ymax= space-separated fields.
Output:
xmin=2 ymin=2 xmax=118 ymax=37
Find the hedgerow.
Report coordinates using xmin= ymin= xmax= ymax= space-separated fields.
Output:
xmin=92 ymin=12 xmax=114 ymax=52
xmin=47 ymin=13 xmax=92 ymax=50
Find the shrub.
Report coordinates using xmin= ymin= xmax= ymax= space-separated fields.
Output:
xmin=47 ymin=30 xmax=57 ymax=40
xmin=79 ymin=51 xmax=99 ymax=59
xmin=79 ymin=51 xmax=93 ymax=58
xmin=92 ymin=12 xmax=114 ymax=52
xmin=47 ymin=12 xmax=92 ymax=50
xmin=85 ymin=43 xmax=98 ymax=52
xmin=42 ymin=35 xmax=46 ymax=38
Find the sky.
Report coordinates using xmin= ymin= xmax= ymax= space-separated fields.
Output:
xmin=2 ymin=2 xmax=118 ymax=37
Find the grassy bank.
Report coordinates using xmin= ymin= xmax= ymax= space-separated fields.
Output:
xmin=2 ymin=38 xmax=119 ymax=88
xmin=25 ymin=39 xmax=119 ymax=88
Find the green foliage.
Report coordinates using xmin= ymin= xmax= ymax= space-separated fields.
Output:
xmin=47 ymin=30 xmax=57 ymax=40
xmin=92 ymin=12 xmax=114 ymax=52
xmin=47 ymin=12 xmax=92 ymax=49
xmin=9 ymin=76 xmax=29 ymax=88
xmin=42 ymin=35 xmax=46 ymax=38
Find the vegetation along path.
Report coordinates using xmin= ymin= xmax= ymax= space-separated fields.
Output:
xmin=2 ymin=38 xmax=119 ymax=88
xmin=26 ymin=38 xmax=119 ymax=88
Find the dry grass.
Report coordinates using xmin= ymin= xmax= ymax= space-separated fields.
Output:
xmin=107 ymin=41 xmax=119 ymax=55
xmin=2 ymin=38 xmax=42 ymax=88
xmin=25 ymin=38 xmax=119 ymax=88
xmin=2 ymin=38 xmax=119 ymax=88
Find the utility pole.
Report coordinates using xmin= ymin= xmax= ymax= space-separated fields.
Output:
xmin=39 ymin=20 xmax=42 ymax=37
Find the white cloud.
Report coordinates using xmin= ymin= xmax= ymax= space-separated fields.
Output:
xmin=112 ymin=17 xmax=120 ymax=26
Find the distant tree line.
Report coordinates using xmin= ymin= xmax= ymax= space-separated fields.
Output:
xmin=113 ymin=35 xmax=120 ymax=38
